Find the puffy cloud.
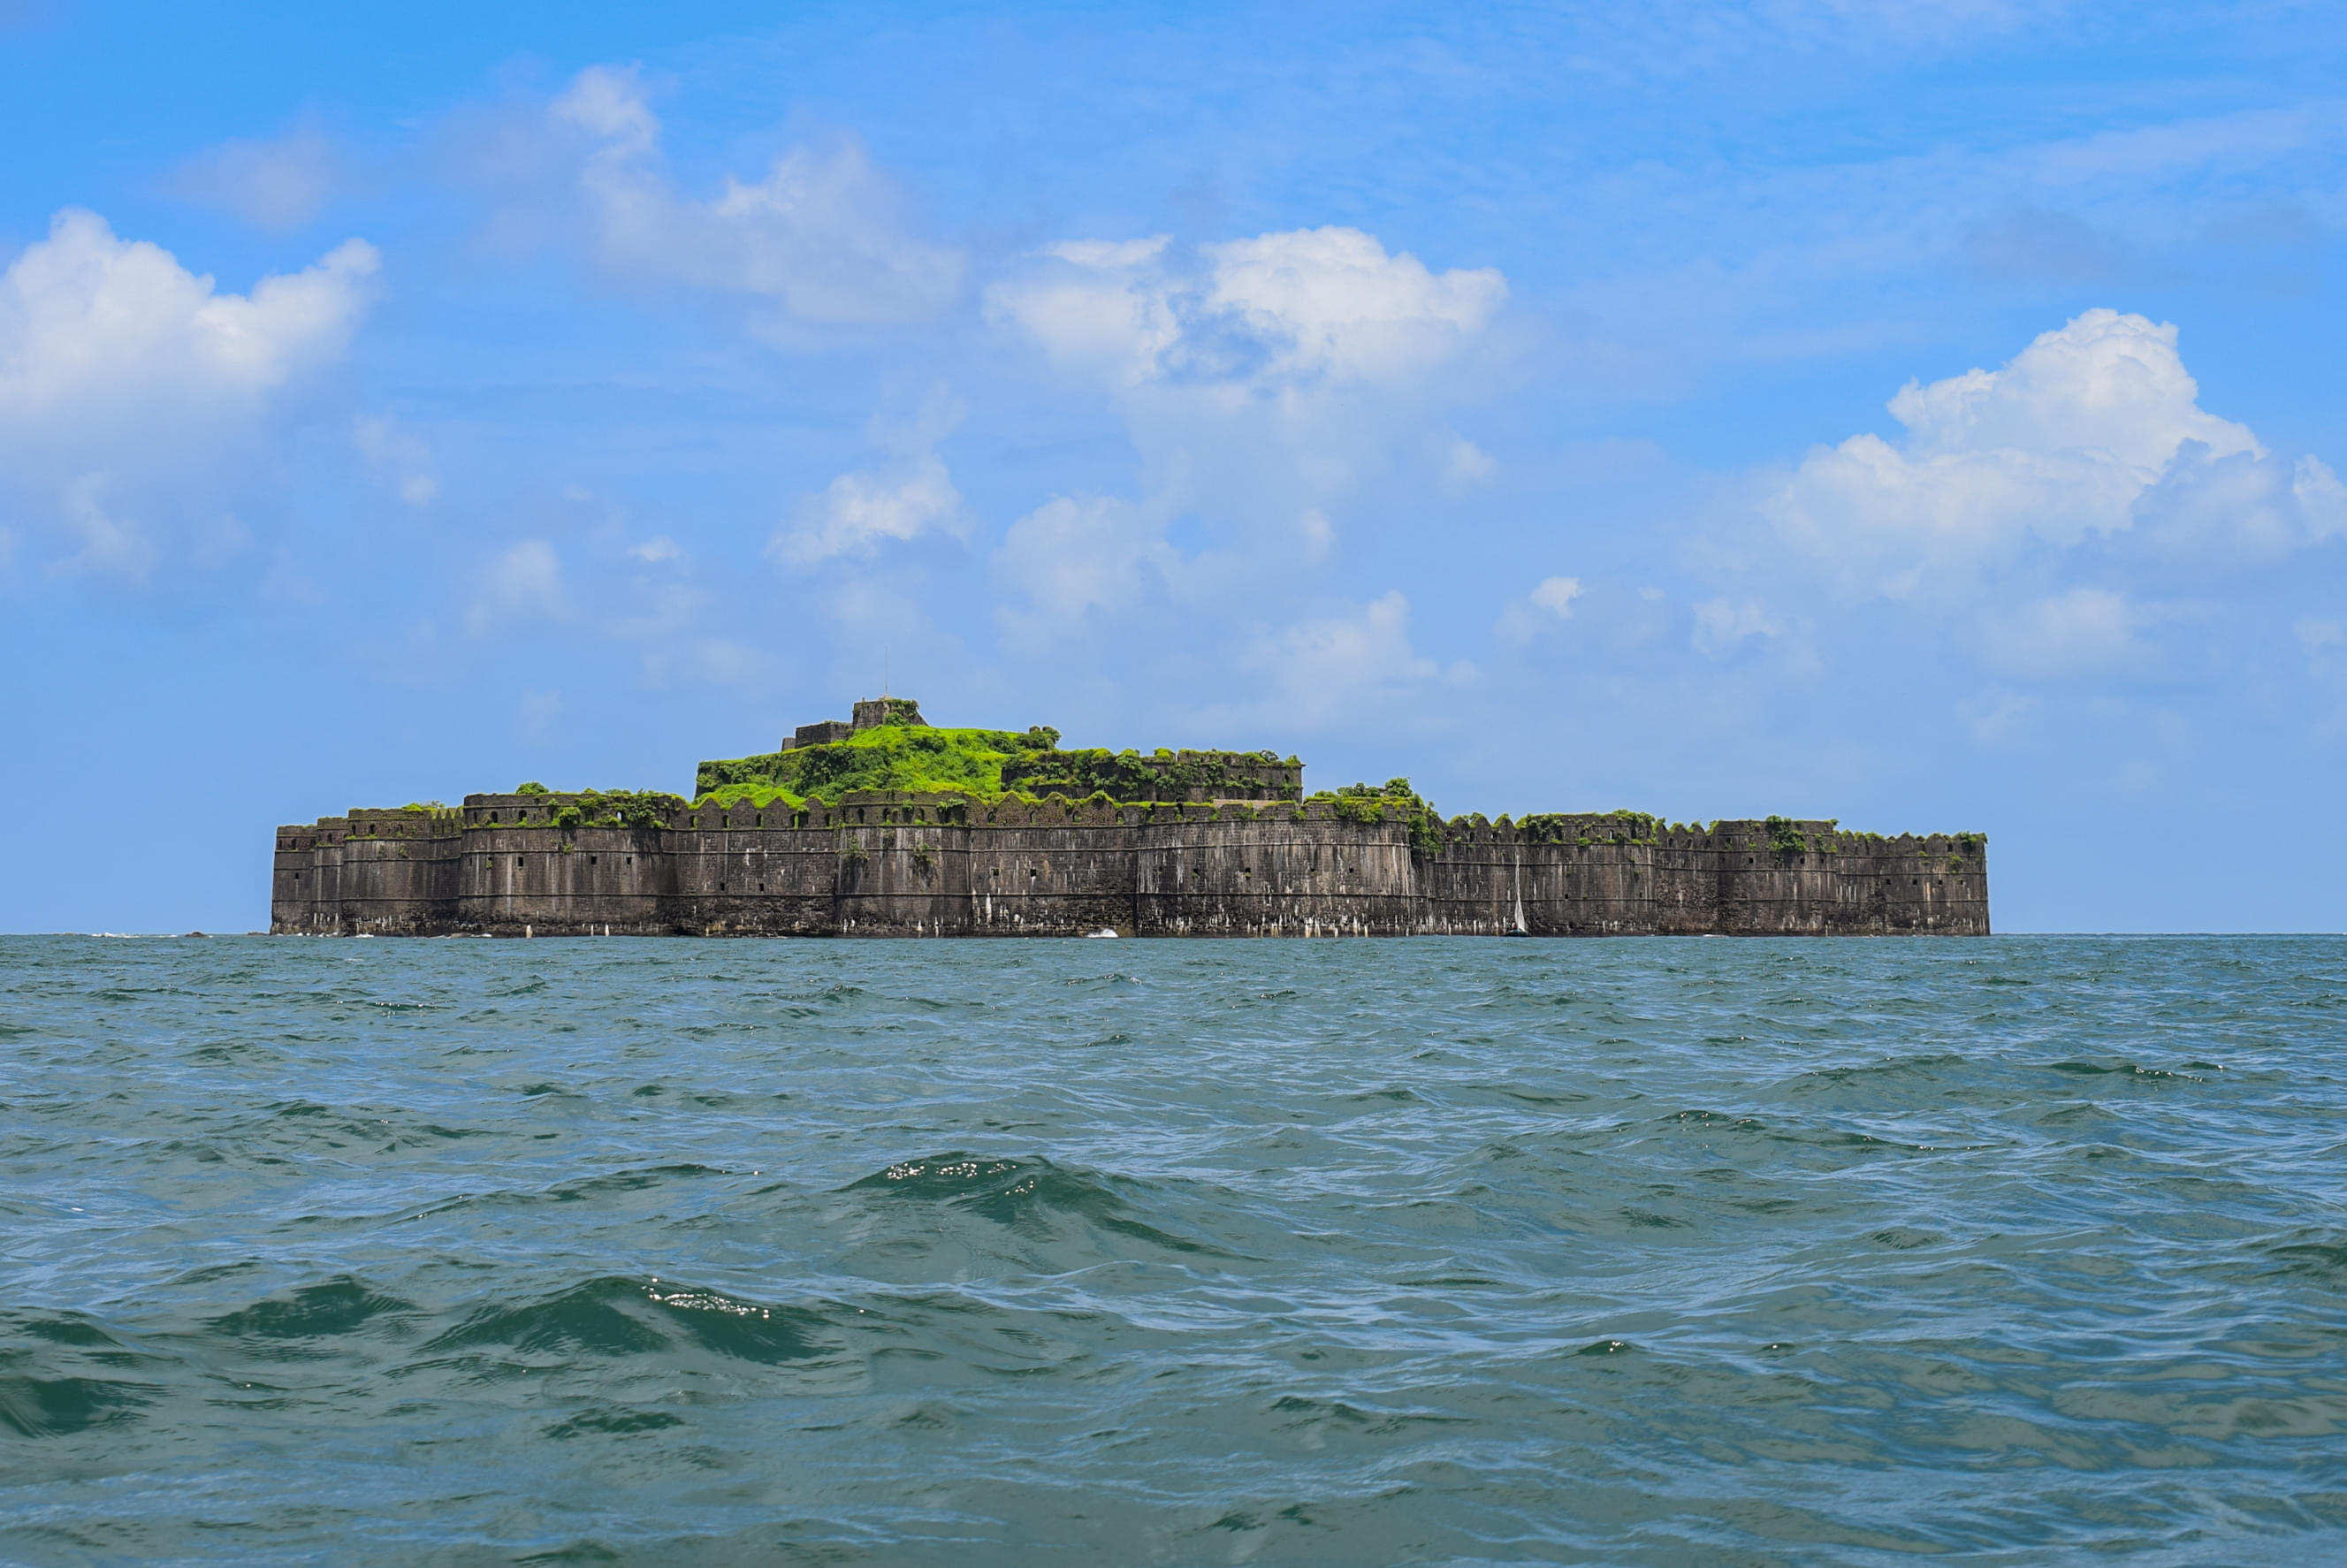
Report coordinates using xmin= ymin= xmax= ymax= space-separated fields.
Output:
xmin=0 ymin=209 xmax=377 ymax=430
xmin=986 ymin=225 xmax=1509 ymax=609
xmin=0 ymin=209 xmax=376 ymax=584
xmin=1732 ymin=308 xmax=2347 ymax=696
xmin=2130 ymin=447 xmax=2347 ymax=565
xmin=996 ymin=237 xmax=1180 ymax=384
xmin=994 ymin=494 xmax=1172 ymax=627
xmin=169 ymin=124 xmax=344 ymax=232
xmin=1203 ymin=228 xmax=1505 ymax=384
xmin=989 ymin=225 xmax=1505 ymax=392
xmin=1761 ymin=309 xmax=2297 ymax=598
xmin=773 ymin=382 xmax=969 ymax=565
xmin=552 ymin=65 xmax=961 ymax=325
xmin=774 ymin=454 xmax=963 ymax=566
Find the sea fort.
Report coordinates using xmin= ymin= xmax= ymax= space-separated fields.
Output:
xmin=271 ymin=697 xmax=1989 ymax=937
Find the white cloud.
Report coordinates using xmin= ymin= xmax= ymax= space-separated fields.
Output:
xmin=1201 ymin=228 xmax=1506 ymax=384
xmin=1299 ymin=507 xmax=1335 ymax=560
xmin=1761 ymin=309 xmax=2284 ymax=597
xmin=552 ymin=65 xmax=961 ymax=325
xmin=2128 ymin=447 xmax=2347 ymax=565
xmin=996 ymin=236 xmax=1179 ymax=384
xmin=626 ymin=535 xmax=680 ymax=564
xmin=1245 ymin=590 xmax=1439 ymax=727
xmin=774 ymin=382 xmax=969 ymax=565
xmin=985 ymin=225 xmax=1510 ymax=611
xmin=1530 ymin=575 xmax=1584 ymax=616
xmin=1977 ymin=586 xmax=2146 ymax=676
xmin=0 ymin=209 xmax=377 ymax=429
xmin=775 ymin=453 xmax=964 ymax=566
xmin=352 ymin=415 xmax=437 ymax=506
xmin=994 ymin=494 xmax=1171 ymax=627
xmin=0 ymin=209 xmax=373 ymax=583
xmin=1497 ymin=575 xmax=1585 ymax=647
xmin=1693 ymin=597 xmax=1785 ymax=654
xmin=990 ymin=225 xmax=1505 ymax=392
xmin=1447 ymin=436 xmax=1497 ymax=484
xmin=48 ymin=475 xmax=156 ymax=584
xmin=467 ymin=539 xmax=566 ymax=635
xmin=2294 ymin=457 xmax=2347 ymax=541
xmin=170 ymin=124 xmax=343 ymax=232
xmin=1729 ymin=308 xmax=2347 ymax=691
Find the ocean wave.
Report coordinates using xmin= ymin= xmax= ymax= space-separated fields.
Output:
xmin=423 ymin=1275 xmax=836 ymax=1366
xmin=5 ymin=932 xmax=2347 ymax=1561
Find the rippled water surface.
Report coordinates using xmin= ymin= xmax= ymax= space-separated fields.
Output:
xmin=4 ymin=934 xmax=2346 ymax=1564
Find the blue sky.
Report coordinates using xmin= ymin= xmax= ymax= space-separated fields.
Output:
xmin=4 ymin=0 xmax=2346 ymax=932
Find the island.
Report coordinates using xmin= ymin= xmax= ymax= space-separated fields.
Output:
xmin=271 ymin=696 xmax=1988 ymax=937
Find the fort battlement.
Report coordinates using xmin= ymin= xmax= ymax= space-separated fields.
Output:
xmin=271 ymin=703 xmax=1988 ymax=938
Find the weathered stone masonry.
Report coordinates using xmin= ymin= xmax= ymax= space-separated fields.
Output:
xmin=272 ymin=793 xmax=1989 ymax=938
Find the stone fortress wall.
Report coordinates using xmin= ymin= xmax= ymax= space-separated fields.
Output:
xmin=273 ymin=791 xmax=1989 ymax=939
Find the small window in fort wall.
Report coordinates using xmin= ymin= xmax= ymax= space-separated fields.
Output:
xmin=517 ymin=856 xmax=525 ymax=867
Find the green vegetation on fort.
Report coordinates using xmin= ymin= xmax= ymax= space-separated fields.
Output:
xmin=1519 ymin=810 xmax=1664 ymax=846
xmin=694 ymin=725 xmax=1051 ymax=808
xmin=469 ymin=788 xmax=688 ymax=831
xmin=692 ymin=721 xmax=1301 ymax=810
xmin=1003 ymin=745 xmax=1297 ymax=801
xmin=1314 ymin=780 xmax=1447 ymax=854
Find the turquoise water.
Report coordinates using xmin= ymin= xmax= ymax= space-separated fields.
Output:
xmin=3 ymin=934 xmax=2343 ymax=1564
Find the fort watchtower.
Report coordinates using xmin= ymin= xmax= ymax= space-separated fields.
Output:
xmin=784 ymin=696 xmax=928 ymax=750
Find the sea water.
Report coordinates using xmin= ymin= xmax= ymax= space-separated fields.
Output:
xmin=2 ymin=934 xmax=2343 ymax=1564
